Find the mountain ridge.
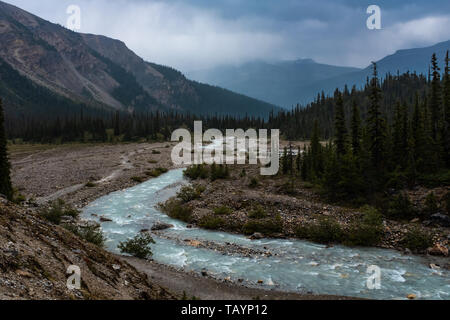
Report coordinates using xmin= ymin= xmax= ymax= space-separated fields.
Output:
xmin=0 ymin=1 xmax=278 ymax=118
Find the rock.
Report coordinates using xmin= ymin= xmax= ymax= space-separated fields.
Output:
xmin=61 ymin=215 xmax=75 ymax=223
xmin=257 ymin=280 xmax=264 ymax=284
xmin=430 ymin=213 xmax=450 ymax=227
xmin=140 ymin=229 xmax=149 ymax=233
xmin=427 ymin=243 xmax=449 ymax=257
xmin=238 ymin=278 xmax=244 ymax=283
xmin=250 ymin=232 xmax=263 ymax=240
xmin=407 ymin=294 xmax=416 ymax=300
xmin=99 ymin=216 xmax=112 ymax=222
xmin=186 ymin=224 xmax=193 ymax=229
xmin=201 ymin=269 xmax=208 ymax=277
xmin=15 ymin=270 xmax=33 ymax=278
xmin=151 ymin=222 xmax=174 ymax=231
xmin=429 ymin=264 xmax=440 ymax=270
xmin=403 ymin=248 xmax=412 ymax=255
xmin=410 ymin=218 xmax=420 ymax=223
xmin=78 ymin=220 xmax=100 ymax=229
xmin=112 ymin=264 xmax=121 ymax=271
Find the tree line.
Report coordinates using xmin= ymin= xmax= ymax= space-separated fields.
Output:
xmin=280 ymin=52 xmax=449 ymax=215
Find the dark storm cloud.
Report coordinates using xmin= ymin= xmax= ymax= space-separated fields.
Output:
xmin=5 ymin=0 xmax=450 ymax=71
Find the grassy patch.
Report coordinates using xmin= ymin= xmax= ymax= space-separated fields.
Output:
xmin=296 ymin=217 xmax=344 ymax=244
xmin=177 ymin=185 xmax=205 ymax=203
xmin=248 ymin=206 xmax=267 ymax=219
xmin=242 ymin=215 xmax=283 ymax=235
xmin=198 ymin=216 xmax=225 ymax=229
xmin=213 ymin=206 xmax=233 ymax=215
xmin=63 ymin=224 xmax=105 ymax=247
xmin=402 ymin=228 xmax=433 ymax=252
xmin=39 ymin=200 xmax=80 ymax=225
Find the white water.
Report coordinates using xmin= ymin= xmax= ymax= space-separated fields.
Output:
xmin=82 ymin=168 xmax=450 ymax=300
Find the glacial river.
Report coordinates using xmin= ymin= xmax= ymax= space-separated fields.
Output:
xmin=82 ymin=168 xmax=450 ymax=300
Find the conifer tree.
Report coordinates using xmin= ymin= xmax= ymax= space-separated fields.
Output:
xmin=367 ymin=63 xmax=387 ymax=185
xmin=334 ymin=90 xmax=347 ymax=157
xmin=0 ymin=99 xmax=13 ymax=200
xmin=443 ymin=51 xmax=450 ymax=165
xmin=351 ymin=100 xmax=362 ymax=156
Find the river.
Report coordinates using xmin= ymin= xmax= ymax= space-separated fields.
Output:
xmin=82 ymin=168 xmax=450 ymax=300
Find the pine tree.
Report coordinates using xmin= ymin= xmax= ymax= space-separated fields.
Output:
xmin=334 ymin=90 xmax=347 ymax=157
xmin=0 ymin=98 xmax=13 ymax=200
xmin=411 ymin=94 xmax=425 ymax=169
xmin=443 ymin=50 xmax=450 ymax=165
xmin=429 ymin=53 xmax=443 ymax=143
xmin=351 ymin=100 xmax=362 ymax=156
xmin=367 ymin=63 xmax=387 ymax=186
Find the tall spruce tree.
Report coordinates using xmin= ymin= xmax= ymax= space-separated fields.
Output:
xmin=334 ymin=90 xmax=347 ymax=157
xmin=443 ymin=50 xmax=450 ymax=165
xmin=351 ymin=100 xmax=362 ymax=156
xmin=0 ymin=98 xmax=13 ymax=200
xmin=429 ymin=53 xmax=443 ymax=144
xmin=367 ymin=62 xmax=387 ymax=185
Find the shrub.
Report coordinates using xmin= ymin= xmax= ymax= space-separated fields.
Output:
xmin=131 ymin=176 xmax=145 ymax=183
xmin=249 ymin=177 xmax=259 ymax=188
xmin=159 ymin=199 xmax=193 ymax=222
xmin=240 ymin=168 xmax=247 ymax=177
xmin=402 ymin=228 xmax=433 ymax=252
xmin=85 ymin=181 xmax=96 ymax=188
xmin=148 ymin=160 xmax=158 ymax=164
xmin=184 ymin=165 xmax=209 ymax=180
xmin=177 ymin=185 xmax=205 ymax=203
xmin=346 ymin=206 xmax=384 ymax=246
xmin=152 ymin=150 xmax=161 ymax=154
xmin=40 ymin=200 xmax=79 ymax=225
xmin=387 ymin=193 xmax=416 ymax=220
xmin=243 ymin=215 xmax=282 ymax=235
xmin=64 ymin=224 xmax=106 ymax=247
xmin=198 ymin=216 xmax=225 ymax=229
xmin=210 ymin=163 xmax=229 ymax=181
xmin=145 ymin=167 xmax=168 ymax=178
xmin=295 ymin=217 xmax=343 ymax=244
xmin=118 ymin=233 xmax=155 ymax=259
xmin=423 ymin=192 xmax=439 ymax=217
xmin=213 ymin=206 xmax=232 ymax=215
xmin=248 ymin=206 xmax=267 ymax=219
xmin=444 ymin=192 xmax=450 ymax=214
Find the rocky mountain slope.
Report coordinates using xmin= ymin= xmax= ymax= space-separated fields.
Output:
xmin=0 ymin=197 xmax=175 ymax=300
xmin=0 ymin=1 xmax=277 ymax=118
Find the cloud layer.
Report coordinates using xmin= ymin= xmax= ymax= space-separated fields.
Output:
xmin=6 ymin=0 xmax=450 ymax=71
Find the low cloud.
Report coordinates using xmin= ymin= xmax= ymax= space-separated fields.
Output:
xmin=6 ymin=0 xmax=450 ymax=71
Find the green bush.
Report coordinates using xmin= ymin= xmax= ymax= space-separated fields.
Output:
xmin=243 ymin=215 xmax=282 ymax=235
xmin=64 ymin=224 xmax=106 ymax=247
xmin=131 ymin=176 xmax=145 ymax=183
xmin=184 ymin=165 xmax=209 ymax=180
xmin=85 ymin=181 xmax=96 ymax=188
xmin=210 ymin=163 xmax=229 ymax=181
xmin=346 ymin=206 xmax=384 ymax=246
xmin=213 ymin=206 xmax=232 ymax=215
xmin=248 ymin=206 xmax=267 ymax=219
xmin=249 ymin=177 xmax=259 ymax=188
xmin=198 ymin=216 xmax=225 ymax=229
xmin=387 ymin=193 xmax=416 ymax=220
xmin=145 ymin=167 xmax=169 ymax=178
xmin=295 ymin=217 xmax=343 ymax=244
xmin=118 ymin=233 xmax=155 ymax=259
xmin=159 ymin=199 xmax=193 ymax=222
xmin=240 ymin=168 xmax=247 ymax=177
xmin=177 ymin=185 xmax=205 ymax=203
xmin=423 ymin=192 xmax=439 ymax=217
xmin=40 ymin=200 xmax=80 ymax=225
xmin=402 ymin=228 xmax=433 ymax=252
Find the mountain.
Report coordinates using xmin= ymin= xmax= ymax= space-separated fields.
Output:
xmin=187 ymin=59 xmax=361 ymax=108
xmin=0 ymin=1 xmax=278 ymax=118
xmin=297 ymin=40 xmax=450 ymax=105
xmin=187 ymin=41 xmax=450 ymax=108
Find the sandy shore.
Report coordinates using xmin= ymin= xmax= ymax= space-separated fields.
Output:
xmin=9 ymin=142 xmax=353 ymax=300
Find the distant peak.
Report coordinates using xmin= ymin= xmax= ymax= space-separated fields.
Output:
xmin=293 ymin=58 xmax=316 ymax=64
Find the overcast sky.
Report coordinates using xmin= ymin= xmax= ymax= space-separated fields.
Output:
xmin=5 ymin=0 xmax=450 ymax=71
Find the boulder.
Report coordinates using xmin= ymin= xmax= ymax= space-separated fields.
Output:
xmin=427 ymin=243 xmax=449 ymax=257
xmin=151 ymin=222 xmax=174 ymax=231
xmin=250 ymin=232 xmax=263 ymax=240
xmin=99 ymin=216 xmax=112 ymax=222
xmin=430 ymin=213 xmax=450 ymax=227
xmin=407 ymin=294 xmax=416 ymax=300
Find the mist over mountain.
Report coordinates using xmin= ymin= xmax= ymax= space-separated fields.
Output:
xmin=187 ymin=40 xmax=450 ymax=108
xmin=0 ymin=1 xmax=278 ymax=118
